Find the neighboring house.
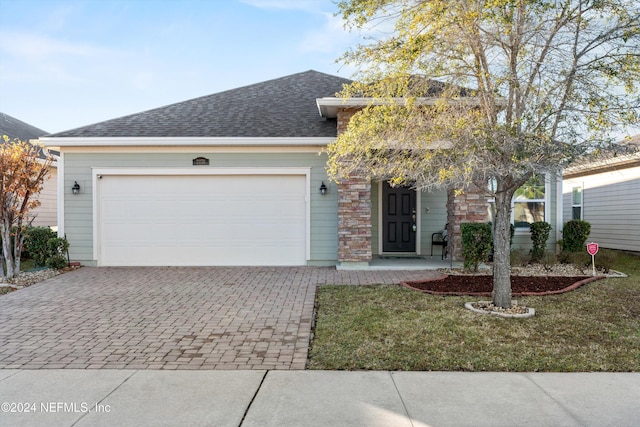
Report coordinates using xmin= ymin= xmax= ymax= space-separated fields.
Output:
xmin=0 ymin=112 xmax=58 ymax=228
xmin=41 ymin=70 xmax=561 ymax=267
xmin=562 ymin=135 xmax=640 ymax=252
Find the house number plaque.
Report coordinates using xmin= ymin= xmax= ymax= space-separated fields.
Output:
xmin=192 ymin=157 xmax=210 ymax=166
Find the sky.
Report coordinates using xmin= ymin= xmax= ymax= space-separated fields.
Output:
xmin=0 ymin=0 xmax=367 ymax=134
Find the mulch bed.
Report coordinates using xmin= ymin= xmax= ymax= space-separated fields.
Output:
xmin=402 ymin=274 xmax=604 ymax=296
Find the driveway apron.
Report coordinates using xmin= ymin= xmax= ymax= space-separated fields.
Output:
xmin=0 ymin=267 xmax=439 ymax=370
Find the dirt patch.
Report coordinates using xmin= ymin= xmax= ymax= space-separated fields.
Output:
xmin=402 ymin=274 xmax=604 ymax=296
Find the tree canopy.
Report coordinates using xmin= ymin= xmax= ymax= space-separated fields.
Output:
xmin=1 ymin=136 xmax=54 ymax=278
xmin=328 ymin=0 xmax=640 ymax=307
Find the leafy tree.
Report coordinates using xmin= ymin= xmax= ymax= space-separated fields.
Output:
xmin=0 ymin=136 xmax=54 ymax=278
xmin=327 ymin=0 xmax=639 ymax=307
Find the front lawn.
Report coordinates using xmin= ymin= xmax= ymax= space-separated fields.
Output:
xmin=307 ymin=251 xmax=640 ymax=371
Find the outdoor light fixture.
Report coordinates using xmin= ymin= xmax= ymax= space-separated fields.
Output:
xmin=72 ymin=181 xmax=80 ymax=195
xmin=319 ymin=181 xmax=327 ymax=195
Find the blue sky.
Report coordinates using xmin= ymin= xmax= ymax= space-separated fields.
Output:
xmin=0 ymin=0 xmax=365 ymax=133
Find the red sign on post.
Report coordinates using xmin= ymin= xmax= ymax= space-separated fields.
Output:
xmin=587 ymin=242 xmax=599 ymax=276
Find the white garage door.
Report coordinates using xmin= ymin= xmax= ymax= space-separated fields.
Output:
xmin=97 ymin=173 xmax=307 ymax=266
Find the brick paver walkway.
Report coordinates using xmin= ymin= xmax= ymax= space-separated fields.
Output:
xmin=0 ymin=267 xmax=440 ymax=370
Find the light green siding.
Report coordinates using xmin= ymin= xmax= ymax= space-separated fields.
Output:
xmin=62 ymin=151 xmax=338 ymax=265
xmin=419 ymin=190 xmax=448 ymax=256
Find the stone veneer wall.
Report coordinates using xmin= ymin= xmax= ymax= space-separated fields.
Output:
xmin=336 ymin=108 xmax=372 ymax=263
xmin=446 ymin=188 xmax=490 ymax=260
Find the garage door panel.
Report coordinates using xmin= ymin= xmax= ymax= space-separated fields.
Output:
xmin=98 ymin=174 xmax=307 ymax=266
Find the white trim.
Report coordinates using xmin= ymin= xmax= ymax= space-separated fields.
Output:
xmin=378 ymin=184 xmax=383 ymax=255
xmin=556 ymin=178 xmax=564 ymax=247
xmin=57 ymin=145 xmax=326 ymax=154
xmin=41 ymin=136 xmax=334 ymax=147
xmin=377 ymin=181 xmax=421 ymax=255
xmin=570 ymin=184 xmax=584 ymax=220
xmin=56 ymin=153 xmax=65 ymax=238
xmin=512 ymin=173 xmax=551 ymax=233
xmin=416 ymin=191 xmax=422 ymax=255
xmin=92 ymin=167 xmax=311 ymax=264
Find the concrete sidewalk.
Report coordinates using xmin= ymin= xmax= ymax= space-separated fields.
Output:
xmin=1 ymin=370 xmax=638 ymax=427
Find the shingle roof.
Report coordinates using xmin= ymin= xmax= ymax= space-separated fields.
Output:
xmin=563 ymin=134 xmax=640 ymax=177
xmin=48 ymin=70 xmax=352 ymax=138
xmin=0 ymin=112 xmax=48 ymax=140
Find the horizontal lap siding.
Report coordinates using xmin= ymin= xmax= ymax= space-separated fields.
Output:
xmin=30 ymin=168 xmax=57 ymax=228
xmin=63 ymin=151 xmax=338 ymax=265
xmin=579 ymin=167 xmax=640 ymax=251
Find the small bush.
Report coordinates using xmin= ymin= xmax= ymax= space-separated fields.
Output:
xmin=24 ymin=227 xmax=57 ymax=266
xmin=562 ymin=220 xmax=591 ymax=252
xmin=46 ymin=237 xmax=69 ymax=269
xmin=46 ymin=254 xmax=68 ymax=270
xmin=529 ymin=221 xmax=552 ymax=262
xmin=461 ymin=222 xmax=492 ymax=272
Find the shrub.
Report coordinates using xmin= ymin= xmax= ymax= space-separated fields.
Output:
xmin=562 ymin=220 xmax=591 ymax=252
xmin=24 ymin=227 xmax=57 ymax=267
xmin=47 ymin=254 xmax=68 ymax=270
xmin=529 ymin=221 xmax=552 ymax=262
xmin=46 ymin=237 xmax=69 ymax=269
xmin=461 ymin=222 xmax=492 ymax=272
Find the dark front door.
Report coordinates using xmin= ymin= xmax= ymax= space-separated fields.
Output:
xmin=382 ymin=182 xmax=417 ymax=252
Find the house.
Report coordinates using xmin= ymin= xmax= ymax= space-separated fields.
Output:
xmin=41 ymin=70 xmax=561 ymax=267
xmin=1 ymin=112 xmax=58 ymax=228
xmin=562 ymin=135 xmax=640 ymax=252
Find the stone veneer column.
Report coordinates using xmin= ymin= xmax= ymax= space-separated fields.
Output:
xmin=337 ymin=177 xmax=372 ymax=264
xmin=446 ymin=187 xmax=490 ymax=260
xmin=336 ymin=108 xmax=372 ymax=265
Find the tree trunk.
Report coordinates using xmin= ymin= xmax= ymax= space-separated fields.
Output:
xmin=1 ymin=218 xmax=15 ymax=279
xmin=13 ymin=226 xmax=24 ymax=277
xmin=492 ymin=189 xmax=513 ymax=308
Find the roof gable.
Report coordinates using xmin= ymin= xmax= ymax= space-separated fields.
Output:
xmin=48 ymin=70 xmax=352 ymax=138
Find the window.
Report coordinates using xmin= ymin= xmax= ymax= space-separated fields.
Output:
xmin=513 ymin=175 xmax=546 ymax=229
xmin=572 ymin=186 xmax=583 ymax=220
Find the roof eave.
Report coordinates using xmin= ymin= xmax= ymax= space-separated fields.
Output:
xmin=316 ymin=97 xmax=495 ymax=118
xmin=40 ymin=136 xmax=335 ymax=148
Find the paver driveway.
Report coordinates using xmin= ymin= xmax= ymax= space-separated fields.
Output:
xmin=0 ymin=267 xmax=439 ymax=370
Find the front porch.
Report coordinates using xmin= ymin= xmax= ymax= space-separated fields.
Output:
xmin=337 ymin=255 xmax=463 ymax=271
xmin=337 ymin=177 xmax=489 ymax=269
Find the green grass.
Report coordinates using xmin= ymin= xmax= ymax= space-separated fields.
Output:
xmin=307 ymin=251 xmax=640 ymax=372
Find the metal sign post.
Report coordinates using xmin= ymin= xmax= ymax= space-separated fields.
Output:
xmin=587 ymin=242 xmax=599 ymax=276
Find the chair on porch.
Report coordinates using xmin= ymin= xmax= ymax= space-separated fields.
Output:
xmin=431 ymin=226 xmax=449 ymax=260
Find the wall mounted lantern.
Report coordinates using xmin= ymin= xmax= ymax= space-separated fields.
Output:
xmin=319 ymin=181 xmax=327 ymax=195
xmin=72 ymin=181 xmax=80 ymax=195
